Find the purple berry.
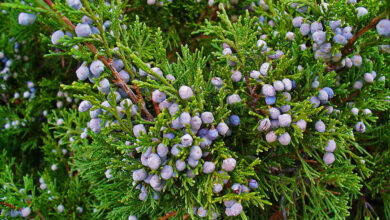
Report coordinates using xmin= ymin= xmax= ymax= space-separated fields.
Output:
xmin=203 ymin=161 xmax=215 ymax=174
xmin=222 ymin=158 xmax=236 ymax=172
xmin=248 ymin=179 xmax=258 ymax=189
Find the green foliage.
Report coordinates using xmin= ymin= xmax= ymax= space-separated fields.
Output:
xmin=0 ymin=0 xmax=390 ymax=219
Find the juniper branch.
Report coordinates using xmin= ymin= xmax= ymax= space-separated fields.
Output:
xmin=325 ymin=15 xmax=385 ymax=73
xmin=41 ymin=0 xmax=154 ymax=121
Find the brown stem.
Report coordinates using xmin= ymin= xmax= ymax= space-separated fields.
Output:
xmin=342 ymin=16 xmax=383 ymax=55
xmin=244 ymin=76 xmax=267 ymax=115
xmin=1 ymin=201 xmax=44 ymax=220
xmin=44 ymin=0 xmax=75 ymax=29
xmin=340 ymin=90 xmax=360 ymax=105
xmin=0 ymin=93 xmax=8 ymax=103
xmin=27 ymin=200 xmax=45 ymax=220
xmin=149 ymin=91 xmax=160 ymax=115
xmin=209 ymin=6 xmax=219 ymax=21
xmin=1 ymin=201 xmax=17 ymax=209
xmin=158 ymin=211 xmax=189 ymax=220
xmin=42 ymin=0 xmax=154 ymax=121
xmin=328 ymin=190 xmax=341 ymax=195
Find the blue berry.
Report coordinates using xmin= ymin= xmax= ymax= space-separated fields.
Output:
xmin=90 ymin=60 xmax=104 ymax=77
xmin=310 ymin=96 xmax=320 ymax=108
xmin=78 ymin=100 xmax=92 ymax=112
xmin=225 ymin=202 xmax=243 ymax=216
xmin=157 ymin=143 xmax=168 ymax=158
xmin=257 ymin=118 xmax=271 ymax=131
xmin=322 ymin=87 xmax=334 ymax=99
xmin=377 ymin=19 xmax=390 ymax=36
xmin=265 ymin=96 xmax=276 ymax=105
xmin=227 ymin=94 xmax=242 ymax=104
xmin=20 ymin=207 xmax=31 ymax=217
xmin=175 ymin=160 xmax=186 ymax=171
xmin=171 ymin=144 xmax=182 ymax=156
xmin=181 ymin=134 xmax=193 ymax=147
xmin=311 ymin=22 xmax=323 ymax=33
xmin=188 ymin=157 xmax=199 ymax=168
xmin=147 ymin=153 xmax=161 ymax=170
xmin=51 ymin=30 xmax=64 ymax=45
xmin=295 ymin=119 xmax=307 ymax=131
xmin=278 ymin=132 xmax=291 ymax=145
xmin=201 ymin=112 xmax=214 ymax=124
xmin=269 ymin=107 xmax=280 ymax=120
xmin=213 ymin=183 xmax=223 ymax=193
xmin=291 ymin=80 xmax=296 ymax=89
xmin=57 ymin=205 xmax=65 ymax=213
xmin=292 ymin=16 xmax=303 ymax=28
xmin=260 ymin=63 xmax=271 ymax=76
xmin=280 ymin=105 xmax=291 ymax=113
xmin=282 ymin=78 xmax=292 ymax=91
xmin=75 ymin=23 xmax=91 ymax=37
xmin=364 ymin=73 xmax=374 ymax=83
xmin=76 ymin=62 xmax=90 ymax=81
xmin=18 ymin=13 xmax=36 ymax=26
xmin=273 ymin=80 xmax=284 ymax=91
xmin=355 ymin=121 xmax=366 ymax=133
xmin=262 ymin=84 xmax=276 ymax=97
xmin=231 ymin=70 xmax=242 ymax=82
xmin=315 ymin=120 xmax=326 ymax=132
xmin=323 ymin=152 xmax=335 ymax=165
xmin=179 ymin=86 xmax=193 ymax=100
xmin=203 ymin=161 xmax=215 ymax=174
xmin=248 ymin=179 xmax=258 ymax=189
xmin=329 ymin=20 xmax=341 ymax=30
xmin=152 ymin=90 xmax=166 ymax=103
xmin=265 ymin=131 xmax=277 ymax=143
xmin=133 ymin=169 xmax=147 ymax=181
xmin=229 ymin=115 xmax=240 ymax=126
xmin=189 ymin=145 xmax=202 ymax=160
xmin=356 ymin=7 xmax=368 ymax=18
xmin=98 ymin=78 xmax=110 ymax=94
xmin=324 ymin=139 xmax=336 ymax=152
xmin=300 ymin=23 xmax=310 ymax=36
xmin=222 ymin=158 xmax=236 ymax=172
xmin=250 ymin=70 xmax=260 ymax=79
xmin=257 ymin=40 xmax=267 ymax=51
xmin=81 ymin=15 xmax=93 ymax=25
xmin=67 ymin=0 xmax=82 ymax=10
xmin=89 ymin=118 xmax=102 ymax=133
xmin=352 ymin=55 xmax=362 ymax=67
xmin=197 ymin=207 xmax=207 ymax=217
xmin=286 ymin=32 xmax=295 ymax=41
xmin=318 ymin=90 xmax=328 ymax=101
xmin=351 ymin=107 xmax=359 ymax=115
xmin=179 ymin=112 xmax=191 ymax=126
xmin=198 ymin=128 xmax=208 ymax=137
xmin=161 ymin=165 xmax=173 ymax=180
xmin=217 ymin=122 xmax=229 ymax=135
xmin=133 ymin=124 xmax=146 ymax=137
xmin=128 ymin=215 xmax=138 ymax=220
xmin=312 ymin=31 xmax=326 ymax=45
xmin=190 ymin=116 xmax=202 ymax=131
xmin=333 ymin=34 xmax=347 ymax=45
xmin=278 ymin=114 xmax=292 ymax=127
xmin=168 ymin=103 xmax=179 ymax=116
xmin=114 ymin=59 xmax=125 ymax=71
xmin=150 ymin=174 xmax=161 ymax=188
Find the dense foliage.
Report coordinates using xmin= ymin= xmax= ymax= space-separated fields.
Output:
xmin=0 ymin=0 xmax=389 ymax=219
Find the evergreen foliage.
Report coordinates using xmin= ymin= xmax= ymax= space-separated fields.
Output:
xmin=0 ymin=0 xmax=389 ymax=219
